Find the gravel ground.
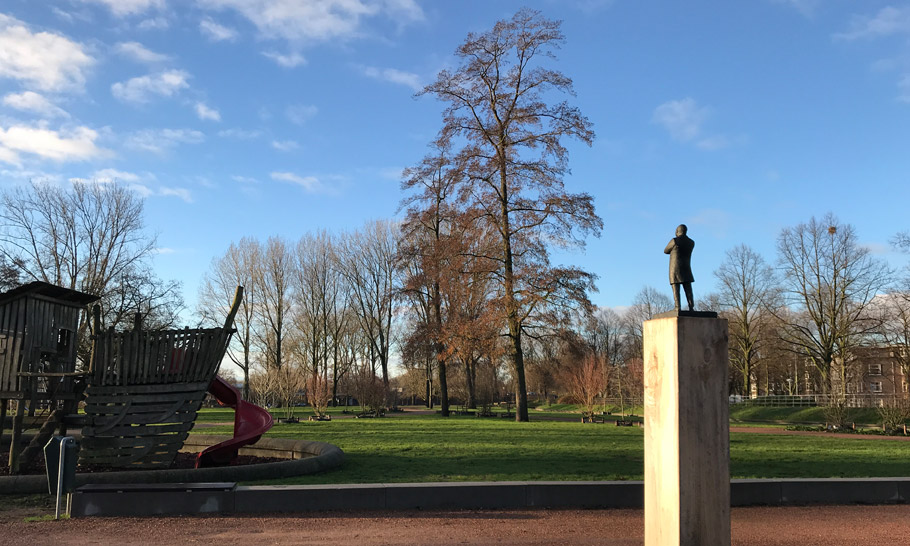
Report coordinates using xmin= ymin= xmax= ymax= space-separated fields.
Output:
xmin=2 ymin=504 xmax=910 ymax=545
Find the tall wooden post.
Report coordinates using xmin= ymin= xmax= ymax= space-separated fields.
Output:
xmin=8 ymin=399 xmax=25 ymax=473
xmin=644 ymin=312 xmax=729 ymax=546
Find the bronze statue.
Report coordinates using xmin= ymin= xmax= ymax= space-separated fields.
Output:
xmin=664 ymin=224 xmax=695 ymax=311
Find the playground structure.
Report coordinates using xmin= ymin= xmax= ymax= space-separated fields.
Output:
xmin=1 ymin=282 xmax=100 ymax=472
xmin=2 ymin=283 xmax=272 ymax=473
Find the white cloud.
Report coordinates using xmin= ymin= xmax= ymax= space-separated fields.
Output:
xmin=2 ymin=91 xmax=70 ymax=118
xmin=262 ymin=51 xmax=306 ymax=67
xmin=359 ymin=65 xmax=421 ymax=90
xmin=652 ymin=98 xmax=729 ymax=151
xmin=77 ymin=0 xmax=165 ymax=17
xmin=271 ymin=139 xmax=299 ymax=151
xmin=198 ymin=0 xmax=424 ymax=43
xmin=154 ymin=247 xmax=177 ymax=254
xmin=115 ymin=41 xmax=169 ymax=63
xmin=199 ymin=18 xmax=238 ymax=41
xmin=159 ymin=186 xmax=193 ymax=202
xmin=218 ymin=128 xmax=262 ymax=139
xmin=125 ymin=128 xmax=204 ymax=154
xmin=835 ymin=6 xmax=910 ymax=41
xmin=232 ymin=175 xmax=259 ymax=184
xmin=271 ymin=171 xmax=325 ymax=193
xmin=91 ymin=168 xmax=142 ymax=183
xmin=286 ymin=104 xmax=318 ymax=124
xmin=137 ymin=17 xmax=169 ymax=30
xmin=111 ymin=69 xmax=190 ymax=103
xmin=0 ymin=14 xmax=95 ymax=92
xmin=0 ymin=124 xmax=107 ymax=165
xmin=897 ymin=75 xmax=910 ymax=103
xmin=195 ymin=102 xmax=221 ymax=121
xmin=771 ymin=0 xmax=819 ymax=18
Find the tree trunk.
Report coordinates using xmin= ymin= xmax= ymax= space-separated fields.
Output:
xmin=466 ymin=357 xmax=477 ymax=409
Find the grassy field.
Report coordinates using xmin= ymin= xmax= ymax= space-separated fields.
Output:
xmin=193 ymin=410 xmax=910 ymax=485
xmin=729 ymin=405 xmax=885 ymax=426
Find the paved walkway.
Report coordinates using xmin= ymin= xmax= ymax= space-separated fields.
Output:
xmin=3 ymin=505 xmax=909 ymax=545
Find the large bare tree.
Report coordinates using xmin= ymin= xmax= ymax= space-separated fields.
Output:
xmin=198 ymin=237 xmax=259 ymax=398
xmin=339 ymin=220 xmax=400 ymax=398
xmin=775 ymin=214 xmax=891 ymax=394
xmin=421 ymin=9 xmax=601 ymax=421
xmin=0 ymin=181 xmax=177 ymax=355
xmin=713 ymin=244 xmax=778 ymax=397
xmin=253 ymin=236 xmax=294 ymax=371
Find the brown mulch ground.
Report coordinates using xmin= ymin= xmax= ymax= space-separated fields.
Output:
xmin=2 ymin=504 xmax=910 ymax=545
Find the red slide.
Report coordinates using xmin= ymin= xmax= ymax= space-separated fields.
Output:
xmin=196 ymin=376 xmax=274 ymax=468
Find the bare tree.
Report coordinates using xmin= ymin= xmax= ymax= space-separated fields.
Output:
xmin=339 ymin=220 xmax=400 ymax=400
xmin=198 ymin=237 xmax=259 ymax=399
xmin=713 ymin=244 xmax=778 ymax=397
xmin=253 ymin=237 xmax=294 ymax=371
xmin=623 ymin=286 xmax=673 ymax=360
xmin=0 ymin=181 xmax=173 ymax=358
xmin=399 ymin=145 xmax=463 ymax=416
xmin=421 ymin=9 xmax=602 ymax=421
xmin=775 ymin=214 xmax=892 ymax=394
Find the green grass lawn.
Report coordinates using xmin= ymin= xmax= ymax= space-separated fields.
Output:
xmin=192 ymin=411 xmax=910 ymax=485
xmin=729 ymin=405 xmax=884 ymax=426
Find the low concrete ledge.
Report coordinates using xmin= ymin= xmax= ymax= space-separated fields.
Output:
xmin=60 ymin=478 xmax=910 ymax=517
xmin=0 ymin=435 xmax=344 ymax=494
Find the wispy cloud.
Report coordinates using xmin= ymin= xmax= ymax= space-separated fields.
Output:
xmin=2 ymin=91 xmax=70 ymax=119
xmin=652 ymin=98 xmax=730 ymax=151
xmin=262 ymin=51 xmax=306 ymax=68
xmin=286 ymin=104 xmax=318 ymax=125
xmin=0 ymin=123 xmax=108 ymax=165
xmin=899 ymin=75 xmax=910 ymax=103
xmin=91 ymin=167 xmax=142 ymax=183
xmin=195 ymin=102 xmax=221 ymax=121
xmin=271 ymin=171 xmax=328 ymax=193
xmin=198 ymin=0 xmax=424 ymax=43
xmin=358 ymin=65 xmax=421 ymax=90
xmin=199 ymin=17 xmax=238 ymax=41
xmin=159 ymin=186 xmax=193 ymax=202
xmin=137 ymin=16 xmax=169 ymax=30
xmin=835 ymin=6 xmax=910 ymax=41
xmin=217 ymin=128 xmax=262 ymax=139
xmin=125 ymin=128 xmax=204 ymax=155
xmin=114 ymin=41 xmax=169 ymax=63
xmin=0 ymin=14 xmax=95 ymax=93
xmin=271 ymin=139 xmax=299 ymax=151
xmin=77 ymin=0 xmax=164 ymax=17
xmin=771 ymin=0 xmax=820 ymax=18
xmin=111 ymin=69 xmax=191 ymax=103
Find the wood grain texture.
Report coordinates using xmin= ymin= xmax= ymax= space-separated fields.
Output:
xmin=644 ymin=316 xmax=730 ymax=546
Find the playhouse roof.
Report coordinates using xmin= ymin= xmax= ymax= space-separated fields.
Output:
xmin=0 ymin=281 xmax=100 ymax=307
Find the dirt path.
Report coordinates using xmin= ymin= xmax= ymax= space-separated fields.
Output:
xmin=2 ymin=505 xmax=909 ymax=545
xmin=729 ymin=426 xmax=910 ymax=440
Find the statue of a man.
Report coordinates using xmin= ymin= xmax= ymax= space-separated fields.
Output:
xmin=664 ymin=224 xmax=695 ymax=311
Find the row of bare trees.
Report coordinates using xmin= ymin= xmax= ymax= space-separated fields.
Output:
xmin=709 ymin=213 xmax=909 ymax=400
xmin=197 ymin=222 xmax=398 ymax=414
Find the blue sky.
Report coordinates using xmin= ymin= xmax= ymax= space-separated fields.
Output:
xmin=1 ymin=0 xmax=909 ymax=315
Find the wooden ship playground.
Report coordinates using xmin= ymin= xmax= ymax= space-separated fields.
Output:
xmin=0 ymin=282 xmax=276 ymax=475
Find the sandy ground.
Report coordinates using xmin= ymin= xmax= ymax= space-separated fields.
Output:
xmin=2 ymin=504 xmax=910 ymax=545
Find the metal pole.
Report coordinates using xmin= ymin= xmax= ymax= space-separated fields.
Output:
xmin=55 ymin=437 xmax=72 ymax=519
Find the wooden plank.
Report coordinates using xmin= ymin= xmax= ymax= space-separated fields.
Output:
xmin=81 ymin=422 xmax=195 ymax=437
xmin=82 ymin=434 xmax=188 ymax=450
xmin=85 ymin=390 xmax=206 ymax=404
xmin=86 ymin=381 xmax=209 ymax=396
xmin=87 ymin=411 xmax=198 ymax=427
